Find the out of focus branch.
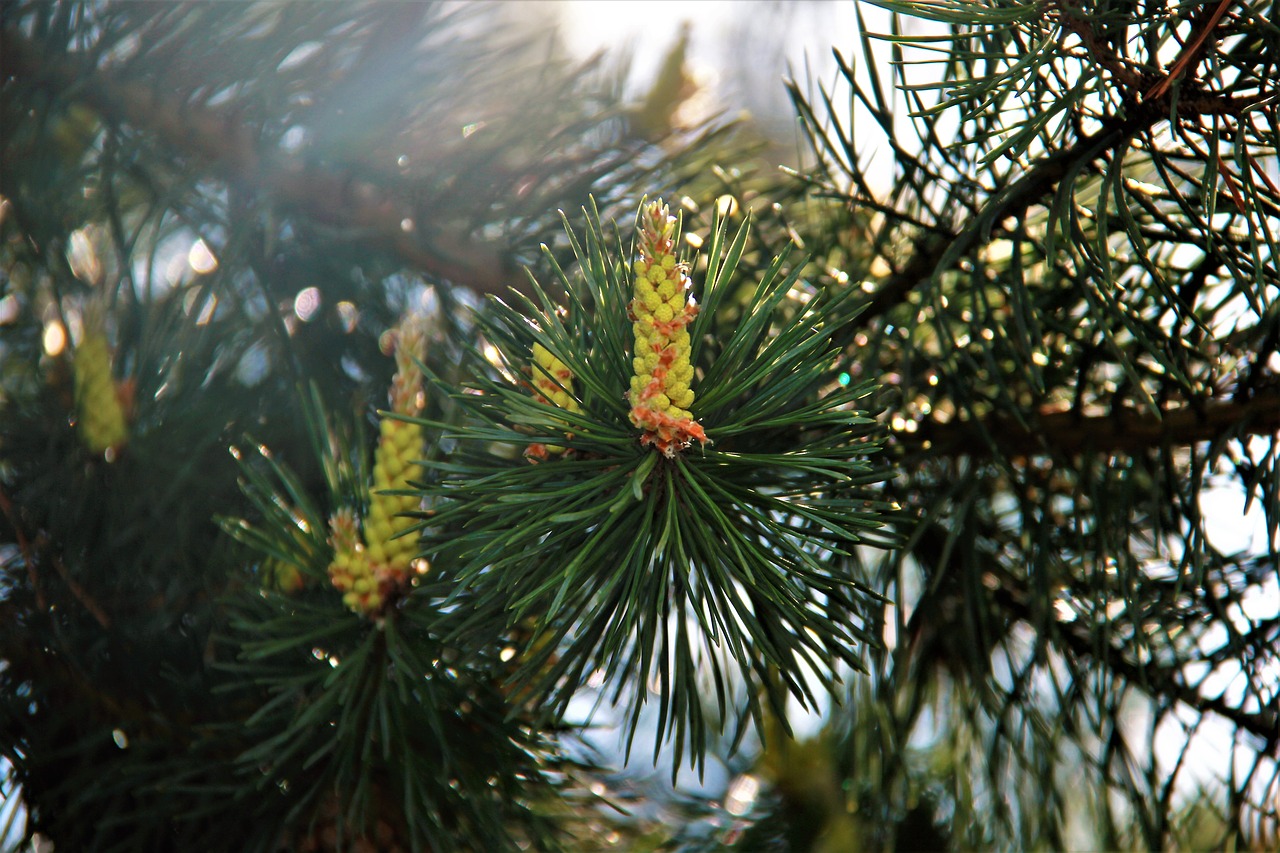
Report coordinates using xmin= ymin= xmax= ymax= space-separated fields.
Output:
xmin=993 ymin=579 xmax=1279 ymax=745
xmin=1 ymin=28 xmax=525 ymax=296
xmin=900 ymin=388 xmax=1280 ymax=460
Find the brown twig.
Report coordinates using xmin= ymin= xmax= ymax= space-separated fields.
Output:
xmin=0 ymin=485 xmax=44 ymax=611
xmin=854 ymin=0 xmax=1262 ymax=331
xmin=1217 ymin=154 xmax=1250 ymax=213
xmin=1146 ymin=0 xmax=1236 ymax=102
xmin=899 ymin=388 xmax=1280 ymax=460
xmin=1247 ymin=150 xmax=1280 ymax=198
xmin=0 ymin=29 xmax=524 ymax=297
xmin=851 ymin=113 xmax=1142 ymax=331
xmin=48 ymin=552 xmax=112 ymax=630
xmin=906 ymin=520 xmax=1280 ymax=749
xmin=0 ymin=485 xmax=113 ymax=629
xmin=1054 ymin=2 xmax=1149 ymax=92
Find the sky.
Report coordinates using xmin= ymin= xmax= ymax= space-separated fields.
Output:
xmin=554 ymin=0 xmax=867 ymax=148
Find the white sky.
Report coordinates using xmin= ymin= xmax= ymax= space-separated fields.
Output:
xmin=555 ymin=0 xmax=866 ymax=132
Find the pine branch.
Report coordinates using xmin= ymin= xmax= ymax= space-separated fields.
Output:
xmin=1053 ymin=0 xmax=1261 ymax=115
xmin=847 ymin=114 xmax=1141 ymax=333
xmin=0 ymin=27 xmax=524 ymax=295
xmin=991 ymin=577 xmax=1279 ymax=746
xmin=1143 ymin=0 xmax=1235 ymax=101
xmin=1053 ymin=1 xmax=1150 ymax=92
xmin=899 ymin=387 xmax=1280 ymax=460
xmin=833 ymin=1 xmax=1273 ymax=332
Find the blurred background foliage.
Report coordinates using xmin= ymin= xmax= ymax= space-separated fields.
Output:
xmin=1 ymin=0 xmax=1278 ymax=850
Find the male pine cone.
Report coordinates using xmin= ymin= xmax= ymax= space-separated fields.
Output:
xmin=73 ymin=330 xmax=128 ymax=455
xmin=628 ymin=199 xmax=706 ymax=456
xmin=327 ymin=315 xmax=427 ymax=616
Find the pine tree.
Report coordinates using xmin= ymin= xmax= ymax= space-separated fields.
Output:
xmin=766 ymin=1 xmax=1280 ymax=849
xmin=1 ymin=1 xmax=1277 ymax=852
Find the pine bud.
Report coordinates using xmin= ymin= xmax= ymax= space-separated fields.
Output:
xmin=388 ymin=313 xmax=426 ymax=416
xmin=328 ymin=314 xmax=428 ymax=617
xmin=73 ymin=329 xmax=129 ymax=455
xmin=365 ymin=416 xmax=422 ymax=576
xmin=328 ymin=508 xmax=376 ymax=612
xmin=526 ymin=342 xmax=582 ymax=461
xmin=628 ymin=23 xmax=695 ymax=141
xmin=628 ymin=200 xmax=707 ymax=456
xmin=261 ymin=522 xmax=312 ymax=593
xmin=531 ymin=343 xmax=582 ymax=414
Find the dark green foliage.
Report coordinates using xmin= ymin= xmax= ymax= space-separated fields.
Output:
xmin=219 ymin=577 xmax=561 ymax=851
xmin=769 ymin=0 xmax=1280 ymax=848
xmin=414 ymin=201 xmax=890 ymax=772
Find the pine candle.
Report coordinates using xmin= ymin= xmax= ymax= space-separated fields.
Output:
xmin=628 ymin=199 xmax=707 ymax=456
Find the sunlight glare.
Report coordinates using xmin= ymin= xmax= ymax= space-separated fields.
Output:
xmin=42 ymin=320 xmax=67 ymax=356
xmin=188 ymin=239 xmax=218 ymax=274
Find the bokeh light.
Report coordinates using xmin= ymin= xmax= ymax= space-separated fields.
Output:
xmin=187 ymin=239 xmax=218 ymax=274
xmin=42 ymin=320 xmax=66 ymax=356
xmin=293 ymin=287 xmax=321 ymax=322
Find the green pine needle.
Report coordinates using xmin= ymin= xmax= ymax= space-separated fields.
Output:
xmin=415 ymin=199 xmax=893 ymax=767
